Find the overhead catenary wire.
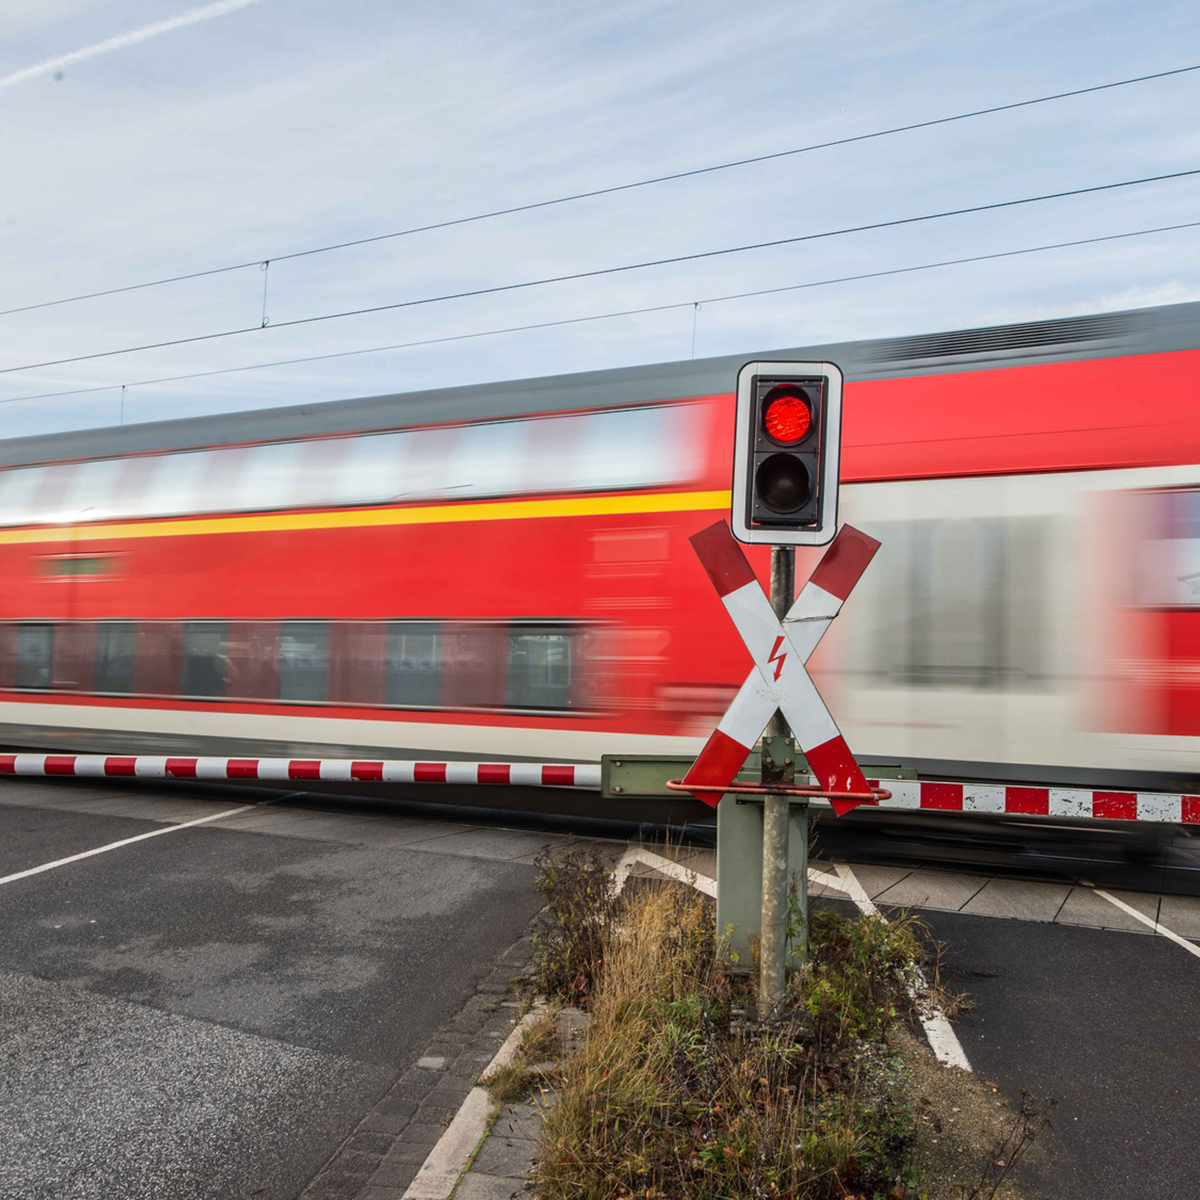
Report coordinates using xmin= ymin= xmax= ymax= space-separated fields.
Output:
xmin=0 ymin=61 xmax=1197 ymax=321
xmin=4 ymin=216 xmax=1197 ymax=409
xmin=1 ymin=165 xmax=1198 ymax=379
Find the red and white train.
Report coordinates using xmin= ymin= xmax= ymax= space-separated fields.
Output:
xmin=3 ymin=300 xmax=1200 ymax=801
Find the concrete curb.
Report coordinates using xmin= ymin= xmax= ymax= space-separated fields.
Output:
xmin=401 ymin=1005 xmax=545 ymax=1200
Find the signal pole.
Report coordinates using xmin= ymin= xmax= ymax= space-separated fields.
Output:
xmin=760 ymin=543 xmax=795 ymax=1017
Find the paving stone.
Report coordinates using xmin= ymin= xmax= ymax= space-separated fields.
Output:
xmin=347 ymin=1131 xmax=395 ymax=1156
xmin=841 ymin=863 xmax=917 ymax=901
xmin=368 ymin=1159 xmax=421 ymax=1190
xmin=1157 ymin=894 xmax=1200 ymax=939
xmin=490 ymin=1104 xmax=544 ymax=1141
xmin=394 ymin=1121 xmax=447 ymax=1144
xmin=873 ymin=868 xmax=992 ymax=912
xmin=376 ymin=1141 xmax=431 ymax=1167
xmin=472 ymin=1132 xmax=539 ymax=1177
xmin=360 ymin=1111 xmax=412 ymax=1136
xmin=961 ymin=879 xmax=1070 ymax=922
xmin=374 ymin=1094 xmax=418 ymax=1119
xmin=1054 ymin=886 xmax=1154 ymax=933
xmin=309 ymin=1178 xmax=387 ymax=1200
xmin=454 ymin=1173 xmax=531 ymax=1199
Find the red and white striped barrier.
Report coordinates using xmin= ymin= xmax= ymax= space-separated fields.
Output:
xmin=846 ymin=778 xmax=1200 ymax=824
xmin=4 ymin=753 xmax=1197 ymax=823
xmin=0 ymin=754 xmax=601 ymax=789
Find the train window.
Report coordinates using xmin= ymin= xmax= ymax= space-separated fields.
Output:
xmin=277 ymin=621 xmax=330 ymax=702
xmin=15 ymin=623 xmax=53 ymax=689
xmin=182 ymin=621 xmax=228 ymax=699
xmin=867 ymin=516 xmax=1049 ymax=689
xmin=135 ymin=623 xmax=183 ymax=695
xmin=327 ymin=432 xmax=410 ymax=506
xmin=0 ymin=624 xmax=14 ymax=688
xmin=223 ymin=621 xmax=278 ymax=699
xmin=95 ymin=622 xmax=136 ymax=694
xmin=51 ymin=458 xmax=127 ymax=523
xmin=51 ymin=622 xmax=95 ymax=692
xmin=224 ymin=444 xmax=312 ymax=513
xmin=440 ymin=623 xmax=506 ymax=708
xmin=0 ymin=467 xmax=49 ymax=527
xmin=573 ymin=407 xmax=698 ymax=492
xmin=447 ymin=422 xmax=525 ymax=498
xmin=125 ymin=452 xmax=211 ymax=518
xmin=328 ymin=622 xmax=388 ymax=705
xmin=395 ymin=426 xmax=461 ymax=501
xmin=507 ymin=626 xmax=572 ymax=710
xmin=385 ymin=623 xmax=441 ymax=707
xmin=36 ymin=555 xmax=119 ymax=578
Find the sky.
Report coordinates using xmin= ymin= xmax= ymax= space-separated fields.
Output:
xmin=1 ymin=0 xmax=1199 ymax=440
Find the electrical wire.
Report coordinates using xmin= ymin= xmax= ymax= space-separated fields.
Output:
xmin=0 ymin=61 xmax=1197 ymax=321
xmin=4 ymin=216 xmax=1197 ymax=409
xmin=2 ymin=165 xmax=1197 ymax=379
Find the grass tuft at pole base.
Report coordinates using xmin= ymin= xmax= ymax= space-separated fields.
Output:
xmin=530 ymin=848 xmax=1041 ymax=1199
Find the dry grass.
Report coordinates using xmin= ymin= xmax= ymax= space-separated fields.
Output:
xmin=529 ymin=848 xmax=1043 ymax=1199
xmin=537 ymin=885 xmax=927 ymax=1199
xmin=483 ymin=1006 xmax=565 ymax=1108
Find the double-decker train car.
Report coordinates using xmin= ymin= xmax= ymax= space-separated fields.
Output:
xmin=3 ymin=299 xmax=1200 ymax=795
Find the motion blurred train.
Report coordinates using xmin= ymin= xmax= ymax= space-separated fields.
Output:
xmin=3 ymin=299 xmax=1200 ymax=794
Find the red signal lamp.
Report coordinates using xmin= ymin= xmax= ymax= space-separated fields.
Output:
xmin=762 ymin=386 xmax=812 ymax=445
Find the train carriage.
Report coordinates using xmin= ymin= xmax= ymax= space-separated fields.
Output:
xmin=3 ymin=299 xmax=1200 ymax=797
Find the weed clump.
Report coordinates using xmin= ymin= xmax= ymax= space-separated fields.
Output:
xmin=530 ymin=844 xmax=617 ymax=1005
xmin=535 ymin=865 xmax=932 ymax=1200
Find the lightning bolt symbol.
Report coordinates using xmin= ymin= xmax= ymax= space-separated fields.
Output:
xmin=768 ymin=635 xmax=787 ymax=681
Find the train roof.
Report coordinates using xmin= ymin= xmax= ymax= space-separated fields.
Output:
xmin=3 ymin=298 xmax=1199 ymax=468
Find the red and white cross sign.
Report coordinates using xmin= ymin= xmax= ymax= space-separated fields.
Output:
xmin=683 ymin=520 xmax=881 ymax=815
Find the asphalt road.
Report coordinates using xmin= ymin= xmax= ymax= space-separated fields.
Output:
xmin=0 ymin=779 xmax=556 ymax=1200
xmin=914 ymin=910 xmax=1200 ymax=1198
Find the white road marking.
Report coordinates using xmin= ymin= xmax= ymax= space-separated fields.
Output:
xmin=808 ymin=866 xmax=845 ymax=891
xmin=612 ymin=848 xmax=717 ymax=897
xmin=1085 ymin=882 xmax=1200 ymax=962
xmin=0 ymin=804 xmax=256 ymax=887
xmin=833 ymin=862 xmax=973 ymax=1073
xmin=613 ymin=848 xmax=842 ymax=899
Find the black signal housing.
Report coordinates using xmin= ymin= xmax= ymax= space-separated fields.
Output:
xmin=730 ymin=361 xmax=844 ymax=546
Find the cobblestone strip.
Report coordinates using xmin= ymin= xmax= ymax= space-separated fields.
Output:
xmin=300 ymin=932 xmax=535 ymax=1200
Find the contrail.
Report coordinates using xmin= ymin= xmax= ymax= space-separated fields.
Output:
xmin=0 ymin=0 xmax=266 ymax=91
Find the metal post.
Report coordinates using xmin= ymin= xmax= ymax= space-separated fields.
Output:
xmin=759 ymin=544 xmax=795 ymax=1018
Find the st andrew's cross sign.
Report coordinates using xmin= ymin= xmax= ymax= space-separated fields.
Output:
xmin=682 ymin=520 xmax=881 ymax=815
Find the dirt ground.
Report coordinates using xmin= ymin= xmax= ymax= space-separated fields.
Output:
xmin=898 ymin=1024 xmax=1047 ymax=1198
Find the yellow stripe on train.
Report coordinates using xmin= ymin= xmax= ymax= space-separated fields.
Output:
xmin=0 ymin=489 xmax=733 ymax=545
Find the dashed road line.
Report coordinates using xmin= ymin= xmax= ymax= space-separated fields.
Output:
xmin=0 ymin=803 xmax=257 ymax=886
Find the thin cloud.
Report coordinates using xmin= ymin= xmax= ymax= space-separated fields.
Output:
xmin=0 ymin=0 xmax=266 ymax=91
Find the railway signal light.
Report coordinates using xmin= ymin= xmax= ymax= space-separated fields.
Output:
xmin=730 ymin=360 xmax=845 ymax=545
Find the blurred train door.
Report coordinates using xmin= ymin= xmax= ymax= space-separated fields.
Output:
xmin=819 ymin=475 xmax=1067 ymax=777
